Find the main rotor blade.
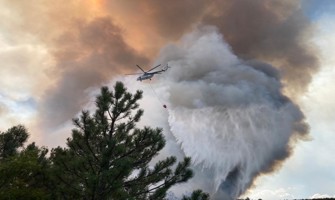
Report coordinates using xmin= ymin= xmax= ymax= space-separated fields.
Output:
xmin=150 ymin=70 xmax=164 ymax=74
xmin=136 ymin=65 xmax=146 ymax=73
xmin=147 ymin=64 xmax=161 ymax=72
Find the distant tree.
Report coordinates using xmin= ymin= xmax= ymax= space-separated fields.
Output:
xmin=182 ymin=189 xmax=210 ymax=200
xmin=0 ymin=125 xmax=28 ymax=160
xmin=0 ymin=127 xmax=51 ymax=199
xmin=50 ymin=82 xmax=200 ymax=199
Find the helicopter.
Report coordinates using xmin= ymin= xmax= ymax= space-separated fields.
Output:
xmin=126 ymin=64 xmax=170 ymax=81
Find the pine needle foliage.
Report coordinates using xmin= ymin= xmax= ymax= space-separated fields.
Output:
xmin=51 ymin=81 xmax=194 ymax=200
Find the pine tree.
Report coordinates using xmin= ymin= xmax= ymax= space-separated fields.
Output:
xmin=0 ymin=126 xmax=51 ymax=199
xmin=51 ymin=81 xmax=196 ymax=199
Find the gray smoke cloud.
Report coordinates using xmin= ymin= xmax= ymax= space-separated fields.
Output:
xmin=28 ymin=0 xmax=317 ymax=135
xmin=146 ymin=26 xmax=308 ymax=199
xmin=202 ymin=0 xmax=319 ymax=94
xmin=105 ymin=0 xmax=319 ymax=95
xmin=1 ymin=0 xmax=318 ymax=137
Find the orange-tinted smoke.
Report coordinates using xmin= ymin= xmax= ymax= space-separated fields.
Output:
xmin=2 ymin=0 xmax=318 ymax=142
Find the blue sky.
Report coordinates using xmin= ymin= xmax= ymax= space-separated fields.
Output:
xmin=303 ymin=0 xmax=335 ymax=20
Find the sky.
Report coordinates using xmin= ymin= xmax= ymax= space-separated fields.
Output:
xmin=0 ymin=0 xmax=334 ymax=199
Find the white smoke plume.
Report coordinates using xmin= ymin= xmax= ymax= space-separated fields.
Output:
xmin=140 ymin=26 xmax=308 ymax=199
